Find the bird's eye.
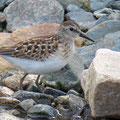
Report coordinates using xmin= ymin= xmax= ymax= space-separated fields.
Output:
xmin=70 ymin=27 xmax=74 ymax=31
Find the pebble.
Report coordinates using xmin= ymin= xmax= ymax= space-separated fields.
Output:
xmin=44 ymin=87 xmax=66 ymax=98
xmin=16 ymin=99 xmax=36 ymax=111
xmin=0 ymin=86 xmax=14 ymax=97
xmin=13 ymin=90 xmax=54 ymax=104
xmin=0 ymin=97 xmax=20 ymax=105
xmin=27 ymin=104 xmax=58 ymax=119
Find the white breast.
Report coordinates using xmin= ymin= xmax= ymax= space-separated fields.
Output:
xmin=2 ymin=55 xmax=68 ymax=74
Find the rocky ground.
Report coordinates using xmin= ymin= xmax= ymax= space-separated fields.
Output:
xmin=0 ymin=0 xmax=120 ymax=120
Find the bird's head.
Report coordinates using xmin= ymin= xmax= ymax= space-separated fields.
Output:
xmin=58 ymin=20 xmax=94 ymax=43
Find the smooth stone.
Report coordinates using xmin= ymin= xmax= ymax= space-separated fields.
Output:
xmin=0 ymin=86 xmax=14 ymax=97
xmin=27 ymin=104 xmax=58 ymax=119
xmin=44 ymin=87 xmax=66 ymax=98
xmin=13 ymin=90 xmax=54 ymax=103
xmin=0 ymin=97 xmax=20 ymax=105
xmin=87 ymin=20 xmax=120 ymax=42
xmin=69 ymin=94 xmax=86 ymax=114
xmin=93 ymin=15 xmax=109 ymax=27
xmin=17 ymin=99 xmax=36 ymax=111
xmin=67 ymin=4 xmax=85 ymax=12
xmin=65 ymin=11 xmax=96 ymax=31
xmin=2 ymin=74 xmax=35 ymax=91
xmin=81 ymin=49 xmax=120 ymax=118
xmin=40 ymin=65 xmax=81 ymax=92
xmin=90 ymin=0 xmax=113 ymax=11
xmin=4 ymin=0 xmax=64 ymax=31
xmin=67 ymin=89 xmax=80 ymax=97
xmin=55 ymin=95 xmax=69 ymax=105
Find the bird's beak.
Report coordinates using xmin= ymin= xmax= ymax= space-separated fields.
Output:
xmin=79 ymin=32 xmax=95 ymax=42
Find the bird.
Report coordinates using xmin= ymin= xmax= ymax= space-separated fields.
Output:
xmin=0 ymin=20 xmax=94 ymax=90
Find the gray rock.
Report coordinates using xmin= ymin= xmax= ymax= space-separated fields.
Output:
xmin=90 ymin=0 xmax=113 ymax=11
xmin=4 ymin=0 xmax=64 ymax=31
xmin=17 ymin=99 xmax=36 ymax=111
xmin=94 ymin=8 xmax=113 ymax=18
xmin=6 ymin=0 xmax=14 ymax=5
xmin=40 ymin=65 xmax=81 ymax=92
xmin=27 ymin=104 xmax=58 ymax=119
xmin=56 ymin=0 xmax=83 ymax=9
xmin=44 ymin=87 xmax=66 ymax=98
xmin=94 ymin=8 xmax=120 ymax=18
xmin=107 ymin=0 xmax=120 ymax=10
xmin=108 ymin=12 xmax=120 ymax=20
xmin=65 ymin=11 xmax=96 ymax=31
xmin=93 ymin=15 xmax=109 ymax=27
xmin=13 ymin=90 xmax=54 ymax=104
xmin=67 ymin=4 xmax=85 ymax=12
xmin=0 ymin=0 xmax=14 ymax=10
xmin=69 ymin=94 xmax=86 ymax=114
xmin=87 ymin=20 xmax=120 ymax=42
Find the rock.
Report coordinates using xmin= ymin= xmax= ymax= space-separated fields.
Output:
xmin=2 ymin=74 xmax=35 ymax=91
xmin=44 ymin=87 xmax=66 ymax=98
xmin=65 ymin=11 xmax=96 ymax=31
xmin=67 ymin=89 xmax=80 ymax=97
xmin=94 ymin=8 xmax=114 ymax=18
xmin=56 ymin=0 xmax=84 ymax=9
xmin=16 ymin=99 xmax=36 ymax=111
xmin=27 ymin=104 xmax=58 ymax=119
xmin=81 ymin=49 xmax=120 ymax=118
xmin=13 ymin=90 xmax=54 ymax=104
xmin=40 ymin=65 xmax=81 ymax=92
xmin=107 ymin=0 xmax=120 ymax=10
xmin=4 ymin=0 xmax=64 ymax=31
xmin=69 ymin=94 xmax=86 ymax=114
xmin=87 ymin=20 xmax=120 ymax=42
xmin=89 ymin=0 xmax=113 ymax=11
xmin=0 ymin=12 xmax=6 ymax=22
xmin=0 ymin=97 xmax=20 ymax=105
xmin=54 ymin=95 xmax=69 ymax=105
xmin=0 ymin=86 xmax=14 ymax=97
xmin=108 ymin=12 xmax=120 ymax=20
xmin=6 ymin=0 xmax=14 ymax=5
xmin=0 ymin=113 xmax=22 ymax=120
xmin=94 ymin=8 xmax=120 ymax=18
xmin=67 ymin=4 xmax=85 ymax=12
xmin=93 ymin=15 xmax=109 ymax=27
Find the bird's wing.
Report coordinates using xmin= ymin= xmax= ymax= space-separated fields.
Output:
xmin=0 ymin=35 xmax=59 ymax=61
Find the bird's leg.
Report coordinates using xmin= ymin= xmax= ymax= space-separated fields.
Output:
xmin=35 ymin=75 xmax=44 ymax=92
xmin=19 ymin=73 xmax=28 ymax=90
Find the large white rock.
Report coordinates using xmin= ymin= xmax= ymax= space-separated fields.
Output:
xmin=81 ymin=49 xmax=120 ymax=118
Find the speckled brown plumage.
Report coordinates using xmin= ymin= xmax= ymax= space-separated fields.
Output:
xmin=0 ymin=35 xmax=60 ymax=61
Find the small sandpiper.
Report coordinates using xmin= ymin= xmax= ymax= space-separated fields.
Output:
xmin=0 ymin=20 xmax=94 ymax=90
